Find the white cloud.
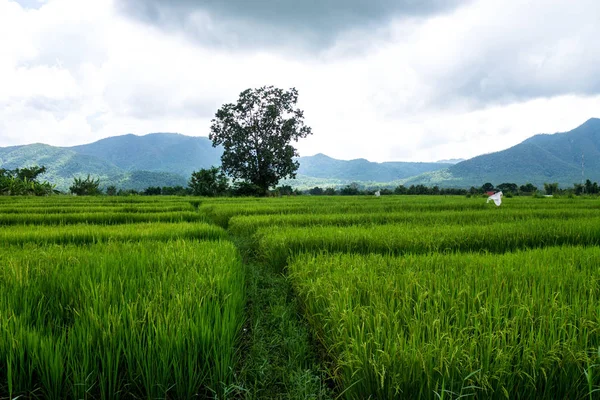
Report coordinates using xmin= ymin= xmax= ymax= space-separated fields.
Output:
xmin=0 ymin=0 xmax=599 ymax=166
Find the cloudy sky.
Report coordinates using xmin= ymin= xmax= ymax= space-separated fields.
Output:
xmin=1 ymin=0 xmax=599 ymax=162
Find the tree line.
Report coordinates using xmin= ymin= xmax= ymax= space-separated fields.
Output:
xmin=1 ymin=164 xmax=599 ymax=198
xmin=0 ymin=166 xmax=55 ymax=196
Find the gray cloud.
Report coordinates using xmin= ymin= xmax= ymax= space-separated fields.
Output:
xmin=24 ymin=96 xmax=81 ymax=120
xmin=103 ymin=84 xmax=218 ymax=121
xmin=117 ymin=0 xmax=467 ymax=50
xmin=424 ymin=0 xmax=600 ymax=107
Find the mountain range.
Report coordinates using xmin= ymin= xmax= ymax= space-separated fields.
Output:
xmin=405 ymin=118 xmax=600 ymax=188
xmin=0 ymin=134 xmax=220 ymax=191
xmin=0 ymin=118 xmax=599 ymax=191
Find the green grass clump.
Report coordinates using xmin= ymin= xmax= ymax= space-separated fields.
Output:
xmin=257 ymin=217 xmax=600 ymax=269
xmin=0 ymin=204 xmax=194 ymax=214
xmin=288 ymin=247 xmax=600 ymax=399
xmin=0 ymin=221 xmax=225 ymax=245
xmin=228 ymin=208 xmax=596 ymax=237
xmin=0 ymin=211 xmax=206 ymax=226
xmin=0 ymin=240 xmax=245 ymax=399
xmin=200 ymin=197 xmax=491 ymax=228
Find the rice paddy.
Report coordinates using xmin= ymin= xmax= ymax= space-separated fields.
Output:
xmin=1 ymin=194 xmax=599 ymax=399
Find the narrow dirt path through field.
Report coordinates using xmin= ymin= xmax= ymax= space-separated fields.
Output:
xmin=232 ymin=259 xmax=333 ymax=399
xmin=197 ymin=202 xmax=334 ymax=399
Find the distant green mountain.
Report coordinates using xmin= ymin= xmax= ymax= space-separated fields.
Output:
xmin=0 ymin=134 xmax=216 ymax=192
xmin=2 ymin=119 xmax=598 ymax=192
xmin=297 ymin=153 xmax=452 ymax=182
xmin=71 ymin=133 xmax=222 ymax=178
xmin=0 ymin=144 xmax=121 ymax=191
xmin=406 ymin=118 xmax=600 ymax=188
xmin=0 ymin=134 xmax=453 ymax=192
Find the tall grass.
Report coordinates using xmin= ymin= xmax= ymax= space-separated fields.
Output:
xmin=0 ymin=211 xmax=206 ymax=226
xmin=288 ymin=246 xmax=600 ymax=399
xmin=228 ymin=208 xmax=596 ymax=237
xmin=0 ymin=240 xmax=245 ymax=399
xmin=0 ymin=205 xmax=194 ymax=214
xmin=200 ymin=198 xmax=489 ymax=228
xmin=257 ymin=217 xmax=600 ymax=268
xmin=0 ymin=221 xmax=225 ymax=245
xmin=201 ymin=195 xmax=600 ymax=228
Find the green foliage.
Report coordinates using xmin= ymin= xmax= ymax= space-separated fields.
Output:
xmin=14 ymin=165 xmax=47 ymax=181
xmin=70 ymin=175 xmax=101 ymax=196
xmin=392 ymin=184 xmax=468 ymax=195
xmin=161 ymin=185 xmax=189 ymax=196
xmin=189 ymin=166 xmax=229 ymax=197
xmin=289 ymin=247 xmax=600 ymax=398
xmin=0 ymin=195 xmax=242 ymax=399
xmin=394 ymin=184 xmax=408 ymax=194
xmin=585 ymin=179 xmax=600 ymax=194
xmin=143 ymin=186 xmax=162 ymax=195
xmin=544 ymin=182 xmax=560 ymax=195
xmin=0 ymin=166 xmax=55 ymax=196
xmin=257 ymin=215 xmax=600 ymax=269
xmin=6 ymin=193 xmax=600 ymax=399
xmin=105 ymin=185 xmax=117 ymax=196
xmin=308 ymin=186 xmax=324 ymax=195
xmin=275 ymin=185 xmax=294 ymax=196
xmin=520 ymin=182 xmax=538 ymax=194
xmin=0 ymin=240 xmax=243 ymax=398
xmin=196 ymin=194 xmax=600 ymax=398
xmin=339 ymin=182 xmax=361 ymax=195
xmin=0 ymin=222 xmax=225 ymax=245
xmin=231 ymin=181 xmax=263 ymax=197
xmin=481 ymin=182 xmax=495 ymax=192
xmin=209 ymin=86 xmax=313 ymax=194
xmin=0 ymin=211 xmax=205 ymax=226
xmin=497 ymin=182 xmax=518 ymax=194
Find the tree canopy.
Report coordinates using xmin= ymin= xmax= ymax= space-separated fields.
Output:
xmin=70 ymin=175 xmax=101 ymax=196
xmin=209 ymin=86 xmax=312 ymax=195
xmin=0 ymin=166 xmax=54 ymax=196
xmin=189 ymin=167 xmax=229 ymax=197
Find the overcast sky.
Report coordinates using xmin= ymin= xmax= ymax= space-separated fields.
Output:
xmin=1 ymin=0 xmax=599 ymax=162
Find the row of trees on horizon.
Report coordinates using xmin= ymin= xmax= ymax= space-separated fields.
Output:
xmin=2 ymin=164 xmax=599 ymax=198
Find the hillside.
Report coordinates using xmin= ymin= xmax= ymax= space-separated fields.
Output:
xmin=70 ymin=133 xmax=222 ymax=178
xmin=0 ymin=134 xmax=453 ymax=191
xmin=406 ymin=118 xmax=600 ymax=188
xmin=297 ymin=153 xmax=451 ymax=182
xmin=0 ymin=143 xmax=189 ymax=191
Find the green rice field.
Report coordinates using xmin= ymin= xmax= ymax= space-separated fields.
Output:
xmin=1 ymin=195 xmax=599 ymax=399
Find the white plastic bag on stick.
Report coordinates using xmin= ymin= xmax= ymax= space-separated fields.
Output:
xmin=487 ymin=191 xmax=503 ymax=206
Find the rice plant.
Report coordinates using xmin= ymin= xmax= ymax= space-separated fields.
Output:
xmin=0 ymin=240 xmax=245 ymax=399
xmin=288 ymin=246 xmax=600 ymax=399
xmin=0 ymin=221 xmax=225 ymax=245
xmin=257 ymin=216 xmax=600 ymax=269
xmin=228 ymin=208 xmax=596 ymax=237
xmin=0 ymin=211 xmax=206 ymax=226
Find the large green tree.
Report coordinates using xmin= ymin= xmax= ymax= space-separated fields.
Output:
xmin=209 ymin=86 xmax=312 ymax=195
